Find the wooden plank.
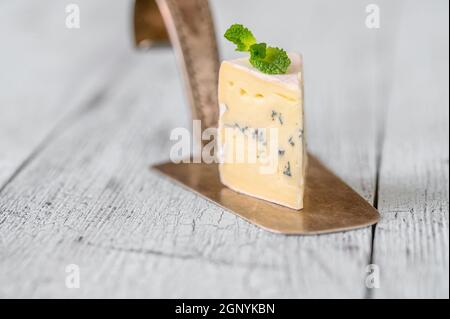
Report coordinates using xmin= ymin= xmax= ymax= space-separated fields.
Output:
xmin=0 ymin=0 xmax=135 ymax=187
xmin=373 ymin=0 xmax=449 ymax=298
xmin=0 ymin=0 xmax=393 ymax=298
xmin=0 ymin=53 xmax=374 ymax=298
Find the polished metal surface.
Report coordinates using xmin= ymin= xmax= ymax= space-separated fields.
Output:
xmin=152 ymin=154 xmax=380 ymax=235
xmin=134 ymin=0 xmax=169 ymax=47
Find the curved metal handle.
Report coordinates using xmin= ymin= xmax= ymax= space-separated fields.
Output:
xmin=134 ymin=0 xmax=170 ymax=47
xmin=134 ymin=0 xmax=220 ymax=135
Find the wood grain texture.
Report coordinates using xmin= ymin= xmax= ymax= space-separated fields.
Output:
xmin=372 ymin=0 xmax=449 ymax=298
xmin=0 ymin=0 xmax=135 ymax=187
xmin=0 ymin=45 xmax=370 ymax=297
xmin=0 ymin=0 xmax=382 ymax=298
xmin=0 ymin=0 xmax=447 ymax=298
xmin=0 ymin=52 xmax=373 ymax=298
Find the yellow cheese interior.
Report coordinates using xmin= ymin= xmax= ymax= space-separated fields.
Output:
xmin=218 ymin=56 xmax=306 ymax=210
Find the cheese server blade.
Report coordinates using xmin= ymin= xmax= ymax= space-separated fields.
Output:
xmin=152 ymin=154 xmax=380 ymax=235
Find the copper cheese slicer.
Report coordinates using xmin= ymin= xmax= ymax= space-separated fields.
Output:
xmin=134 ymin=0 xmax=380 ymax=235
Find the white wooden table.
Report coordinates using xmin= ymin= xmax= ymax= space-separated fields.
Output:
xmin=0 ymin=0 xmax=448 ymax=298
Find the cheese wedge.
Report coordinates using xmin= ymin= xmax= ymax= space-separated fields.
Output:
xmin=218 ymin=53 xmax=306 ymax=210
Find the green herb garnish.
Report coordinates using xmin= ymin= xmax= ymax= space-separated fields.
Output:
xmin=224 ymin=24 xmax=291 ymax=75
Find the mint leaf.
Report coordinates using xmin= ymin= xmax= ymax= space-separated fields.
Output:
xmin=224 ymin=24 xmax=291 ymax=74
xmin=224 ymin=24 xmax=256 ymax=52
xmin=250 ymin=47 xmax=291 ymax=74
xmin=249 ymin=43 xmax=267 ymax=59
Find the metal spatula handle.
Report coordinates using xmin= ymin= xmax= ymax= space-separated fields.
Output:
xmin=134 ymin=0 xmax=220 ymax=134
